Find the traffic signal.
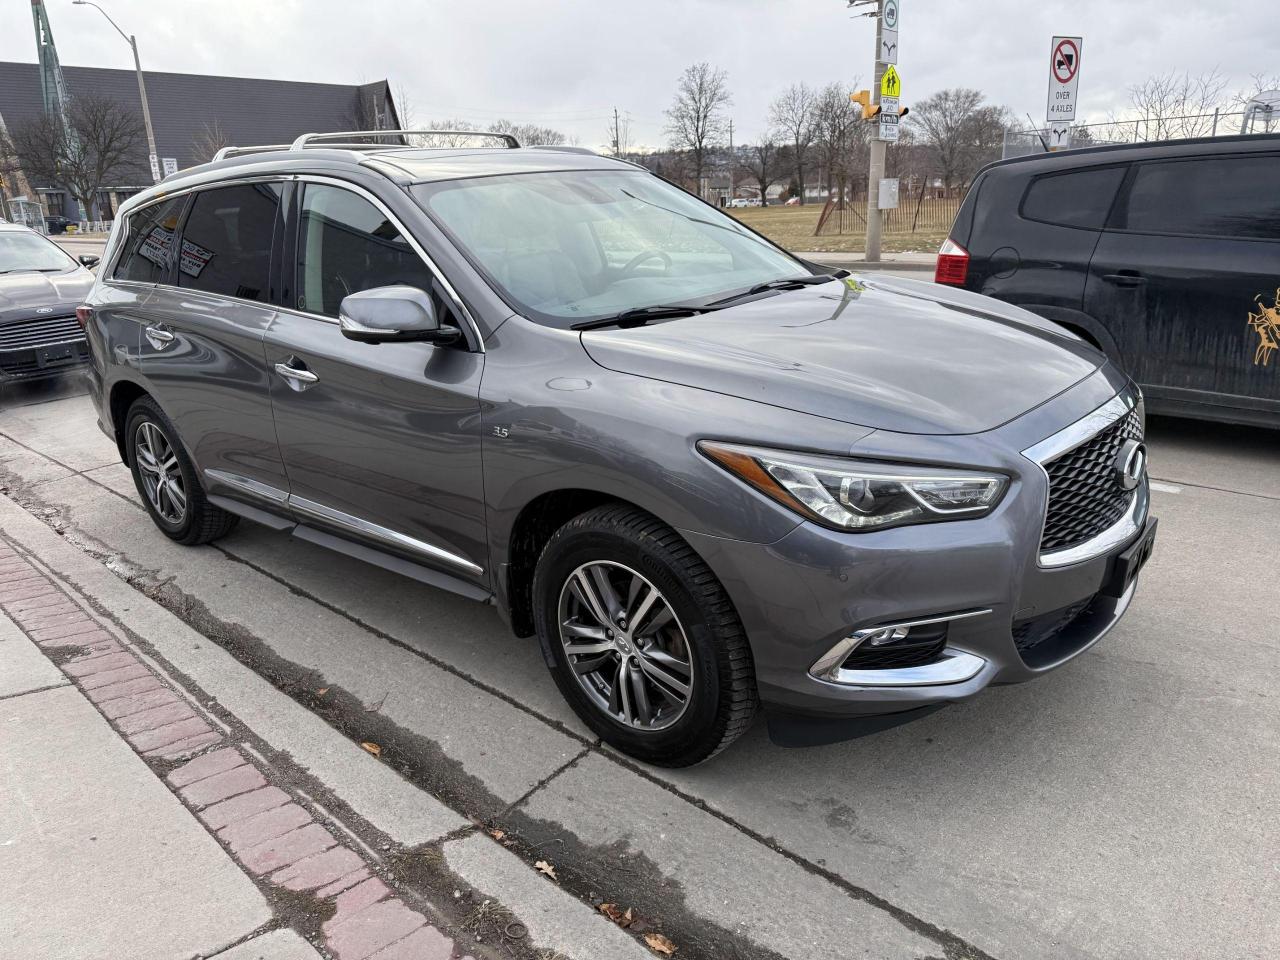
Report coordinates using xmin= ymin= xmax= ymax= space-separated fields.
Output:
xmin=848 ymin=90 xmax=909 ymax=121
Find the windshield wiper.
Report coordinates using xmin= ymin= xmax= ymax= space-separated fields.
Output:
xmin=572 ymin=304 xmax=719 ymax=331
xmin=706 ymin=274 xmax=839 ymax=307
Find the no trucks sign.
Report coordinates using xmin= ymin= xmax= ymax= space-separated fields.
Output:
xmin=1047 ymin=36 xmax=1082 ymax=122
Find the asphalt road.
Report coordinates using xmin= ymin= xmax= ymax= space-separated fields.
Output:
xmin=1 ymin=365 xmax=1276 ymax=960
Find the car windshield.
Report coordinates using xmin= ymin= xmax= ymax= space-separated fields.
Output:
xmin=0 ymin=230 xmax=77 ymax=274
xmin=412 ymin=170 xmax=809 ymax=326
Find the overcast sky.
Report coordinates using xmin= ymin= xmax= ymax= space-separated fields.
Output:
xmin=2 ymin=0 xmax=1275 ymax=149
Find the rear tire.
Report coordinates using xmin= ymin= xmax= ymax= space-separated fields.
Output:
xmin=125 ymin=396 xmax=238 ymax=546
xmin=533 ymin=504 xmax=758 ymax=766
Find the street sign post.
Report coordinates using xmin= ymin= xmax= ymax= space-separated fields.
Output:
xmin=878 ymin=95 xmax=900 ymax=141
xmin=148 ymin=153 xmax=161 ymax=183
xmin=1048 ymin=121 xmax=1072 ymax=151
xmin=1046 ymin=35 xmax=1082 ymax=122
xmin=162 ymin=158 xmax=178 ymax=177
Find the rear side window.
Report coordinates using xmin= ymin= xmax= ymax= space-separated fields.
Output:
xmin=1021 ymin=166 xmax=1125 ymax=229
xmin=1116 ymin=156 xmax=1280 ymax=239
xmin=295 ymin=184 xmax=433 ymax=318
xmin=112 ymin=197 xmax=186 ymax=283
xmin=178 ymin=182 xmax=282 ymax=301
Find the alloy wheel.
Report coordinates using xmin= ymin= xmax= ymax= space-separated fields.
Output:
xmin=557 ymin=561 xmax=695 ymax=731
xmin=134 ymin=420 xmax=187 ymax=524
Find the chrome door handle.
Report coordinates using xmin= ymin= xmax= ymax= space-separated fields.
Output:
xmin=274 ymin=360 xmax=319 ymax=390
xmin=144 ymin=325 xmax=175 ymax=349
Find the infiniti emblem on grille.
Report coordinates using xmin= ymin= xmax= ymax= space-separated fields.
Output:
xmin=1115 ymin=439 xmax=1147 ymax=491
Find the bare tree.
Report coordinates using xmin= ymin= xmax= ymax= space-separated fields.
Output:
xmin=737 ymin=136 xmax=786 ymax=203
xmin=488 ymin=118 xmax=566 ymax=146
xmin=7 ymin=93 xmax=146 ymax=219
xmin=908 ymin=88 xmax=1010 ymax=191
xmin=769 ymin=82 xmax=817 ymax=204
xmin=811 ymin=82 xmax=861 ymax=199
xmin=665 ymin=62 xmax=732 ymax=194
xmin=393 ymin=81 xmax=417 ymax=128
xmin=1122 ymin=69 xmax=1230 ymax=140
xmin=191 ymin=119 xmax=230 ymax=162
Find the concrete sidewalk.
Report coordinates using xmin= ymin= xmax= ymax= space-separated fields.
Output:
xmin=0 ymin=537 xmax=469 ymax=960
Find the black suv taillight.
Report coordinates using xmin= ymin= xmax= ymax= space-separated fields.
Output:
xmin=934 ymin=238 xmax=970 ymax=286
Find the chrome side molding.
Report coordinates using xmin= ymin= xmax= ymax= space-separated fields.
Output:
xmin=288 ymin=495 xmax=483 ymax=577
xmin=203 ymin=470 xmax=482 ymax=577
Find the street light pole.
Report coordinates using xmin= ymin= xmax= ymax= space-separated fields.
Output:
xmin=73 ymin=0 xmax=160 ymax=184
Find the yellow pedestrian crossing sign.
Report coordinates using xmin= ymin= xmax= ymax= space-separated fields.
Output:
xmin=881 ymin=65 xmax=901 ymax=98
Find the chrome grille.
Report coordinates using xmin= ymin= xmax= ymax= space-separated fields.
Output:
xmin=0 ymin=315 xmax=83 ymax=351
xmin=1040 ymin=409 xmax=1143 ymax=553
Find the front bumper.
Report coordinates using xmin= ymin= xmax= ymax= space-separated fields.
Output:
xmin=681 ymin=385 xmax=1153 ymax=730
xmin=0 ymin=337 xmax=89 ymax=381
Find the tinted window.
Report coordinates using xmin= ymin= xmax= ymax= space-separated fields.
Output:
xmin=178 ymin=182 xmax=282 ymax=300
xmin=112 ymin=198 xmax=186 ymax=282
xmin=1022 ymin=166 xmax=1125 ymax=229
xmin=296 ymin=184 xmax=433 ymax=317
xmin=1118 ymin=156 xmax=1280 ymax=239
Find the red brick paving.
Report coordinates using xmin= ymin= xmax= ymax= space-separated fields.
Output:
xmin=0 ymin=538 xmax=469 ymax=960
xmin=168 ymin=746 xmax=245 ymax=787
xmin=99 ymin=687 xmax=180 ymax=720
xmin=220 ymin=803 xmax=313 ymax=852
xmin=199 ymin=785 xmax=292 ymax=831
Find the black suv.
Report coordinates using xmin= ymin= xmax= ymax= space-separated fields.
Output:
xmin=936 ymin=134 xmax=1280 ymax=428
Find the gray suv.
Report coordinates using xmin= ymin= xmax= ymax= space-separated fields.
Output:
xmin=82 ymin=132 xmax=1156 ymax=765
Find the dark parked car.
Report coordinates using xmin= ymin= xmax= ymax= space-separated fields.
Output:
xmin=43 ymin=215 xmax=77 ymax=235
xmin=83 ymin=132 xmax=1155 ymax=765
xmin=0 ymin=224 xmax=99 ymax=381
xmin=936 ymin=134 xmax=1280 ymax=428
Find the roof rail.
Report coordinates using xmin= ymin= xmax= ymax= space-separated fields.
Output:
xmin=289 ymin=129 xmax=521 ymax=150
xmin=212 ymin=144 xmax=294 ymax=162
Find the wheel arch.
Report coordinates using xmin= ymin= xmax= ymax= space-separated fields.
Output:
xmin=108 ymin=379 xmax=152 ymax=464
xmin=502 ymin=488 xmax=674 ymax=641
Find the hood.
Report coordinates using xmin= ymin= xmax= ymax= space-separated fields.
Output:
xmin=0 ymin=269 xmax=95 ymax=324
xmin=579 ymin=275 xmax=1104 ymax=436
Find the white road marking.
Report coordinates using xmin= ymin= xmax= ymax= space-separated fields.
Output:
xmin=1150 ymin=481 xmax=1182 ymax=494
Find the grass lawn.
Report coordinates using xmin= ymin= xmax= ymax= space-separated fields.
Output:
xmin=727 ymin=204 xmax=950 ymax=254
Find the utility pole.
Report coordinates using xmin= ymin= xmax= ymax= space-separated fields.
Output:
xmin=613 ymin=107 xmax=621 ymax=158
xmin=727 ymin=118 xmax=735 ymax=201
xmin=865 ymin=2 xmax=887 ymax=262
xmin=73 ymin=1 xmax=160 ymax=184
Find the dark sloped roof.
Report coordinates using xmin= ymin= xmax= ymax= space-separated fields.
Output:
xmin=0 ymin=60 xmax=398 ymax=185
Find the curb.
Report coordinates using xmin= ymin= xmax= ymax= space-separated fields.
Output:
xmin=0 ymin=536 xmax=475 ymax=960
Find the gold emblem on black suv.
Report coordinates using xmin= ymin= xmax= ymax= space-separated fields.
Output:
xmin=1248 ymin=288 xmax=1280 ymax=367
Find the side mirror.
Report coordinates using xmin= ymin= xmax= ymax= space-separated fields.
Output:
xmin=338 ymin=285 xmax=461 ymax=346
xmin=79 ymin=254 xmax=100 ymax=269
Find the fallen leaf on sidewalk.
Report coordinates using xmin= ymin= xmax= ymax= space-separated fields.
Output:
xmin=534 ymin=860 xmax=557 ymax=880
xmin=360 ymin=741 xmax=382 ymax=757
xmin=644 ymin=933 xmax=677 ymax=955
xmin=488 ymin=828 xmax=506 ymax=840
xmin=315 ymin=687 xmax=329 ymax=696
xmin=599 ymin=903 xmax=635 ymax=927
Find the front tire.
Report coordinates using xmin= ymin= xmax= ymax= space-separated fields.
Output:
xmin=533 ymin=505 xmax=758 ymax=766
xmin=125 ymin=396 xmax=238 ymax=546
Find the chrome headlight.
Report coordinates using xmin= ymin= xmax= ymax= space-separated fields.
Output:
xmin=699 ymin=442 xmax=1008 ymax=532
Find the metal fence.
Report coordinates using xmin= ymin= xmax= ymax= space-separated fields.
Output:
xmin=814 ymin=188 xmax=962 ymax=237
xmin=1002 ymin=109 xmax=1275 ymax=159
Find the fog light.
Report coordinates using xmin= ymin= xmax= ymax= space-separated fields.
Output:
xmin=861 ymin=626 xmax=909 ymax=647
